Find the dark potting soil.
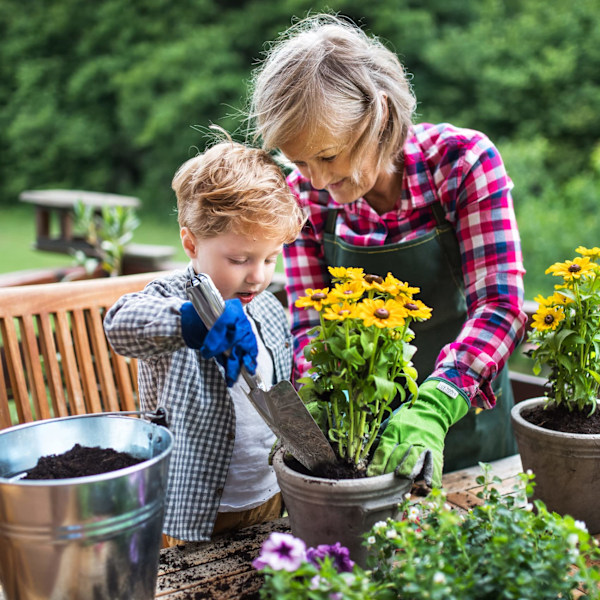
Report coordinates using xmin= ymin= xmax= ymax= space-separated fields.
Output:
xmin=521 ymin=402 xmax=600 ymax=434
xmin=284 ymin=453 xmax=368 ymax=480
xmin=23 ymin=443 xmax=145 ymax=480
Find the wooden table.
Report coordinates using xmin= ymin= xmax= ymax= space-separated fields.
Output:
xmin=154 ymin=454 xmax=523 ymax=599
xmin=19 ymin=189 xmax=141 ymax=255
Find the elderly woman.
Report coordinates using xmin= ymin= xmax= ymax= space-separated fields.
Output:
xmin=248 ymin=14 xmax=528 ymax=486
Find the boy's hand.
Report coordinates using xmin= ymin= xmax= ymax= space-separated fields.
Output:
xmin=181 ymin=299 xmax=258 ymax=386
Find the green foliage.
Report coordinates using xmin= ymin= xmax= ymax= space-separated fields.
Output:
xmin=1 ymin=0 xmax=599 ymax=300
xmin=527 ymin=247 xmax=600 ymax=413
xmin=258 ymin=465 xmax=600 ymax=599
xmin=73 ymin=200 xmax=140 ymax=276
xmin=296 ymin=267 xmax=429 ymax=470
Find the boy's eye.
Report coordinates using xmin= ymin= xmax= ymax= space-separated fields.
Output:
xmin=229 ymin=258 xmax=247 ymax=265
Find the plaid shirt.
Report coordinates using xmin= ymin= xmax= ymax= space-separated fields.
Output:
xmin=284 ymin=122 xmax=527 ymax=409
xmin=104 ymin=265 xmax=293 ymax=540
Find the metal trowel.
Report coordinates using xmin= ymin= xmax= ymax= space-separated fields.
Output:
xmin=186 ymin=273 xmax=338 ymax=473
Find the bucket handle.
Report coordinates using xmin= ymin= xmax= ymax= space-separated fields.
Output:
xmin=109 ymin=407 xmax=169 ymax=428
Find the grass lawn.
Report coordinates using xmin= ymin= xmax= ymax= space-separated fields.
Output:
xmin=0 ymin=204 xmax=187 ymax=274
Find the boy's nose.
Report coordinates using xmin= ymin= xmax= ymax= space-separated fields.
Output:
xmin=246 ymin=264 xmax=266 ymax=285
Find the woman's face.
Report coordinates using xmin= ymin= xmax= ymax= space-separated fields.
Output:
xmin=279 ymin=128 xmax=382 ymax=205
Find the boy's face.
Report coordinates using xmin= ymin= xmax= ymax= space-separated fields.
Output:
xmin=181 ymin=228 xmax=282 ymax=305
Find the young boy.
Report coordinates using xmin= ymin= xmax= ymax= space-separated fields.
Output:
xmin=104 ymin=134 xmax=305 ymax=545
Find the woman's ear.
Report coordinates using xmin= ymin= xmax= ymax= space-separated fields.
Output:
xmin=180 ymin=227 xmax=197 ymax=259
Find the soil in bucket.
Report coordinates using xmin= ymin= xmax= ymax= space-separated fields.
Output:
xmin=23 ymin=443 xmax=144 ymax=479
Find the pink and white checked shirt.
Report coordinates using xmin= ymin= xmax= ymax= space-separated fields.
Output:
xmin=283 ymin=122 xmax=528 ymax=409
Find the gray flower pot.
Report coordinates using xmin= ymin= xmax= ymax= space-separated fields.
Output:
xmin=272 ymin=447 xmax=412 ymax=567
xmin=511 ymin=398 xmax=600 ymax=534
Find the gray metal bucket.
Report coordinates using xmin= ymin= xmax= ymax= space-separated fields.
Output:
xmin=0 ymin=414 xmax=173 ymax=600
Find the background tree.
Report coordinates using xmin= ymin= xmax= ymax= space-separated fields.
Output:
xmin=1 ymin=0 xmax=598 ymax=295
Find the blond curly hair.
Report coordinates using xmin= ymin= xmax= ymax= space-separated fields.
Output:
xmin=173 ymin=134 xmax=305 ymax=244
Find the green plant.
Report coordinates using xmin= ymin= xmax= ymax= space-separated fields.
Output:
xmin=295 ymin=266 xmax=432 ymax=472
xmin=255 ymin=464 xmax=600 ymax=599
xmin=73 ymin=199 xmax=140 ymax=276
xmin=527 ymin=246 xmax=600 ymax=414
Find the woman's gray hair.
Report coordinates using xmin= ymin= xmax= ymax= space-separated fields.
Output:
xmin=247 ymin=13 xmax=417 ymax=177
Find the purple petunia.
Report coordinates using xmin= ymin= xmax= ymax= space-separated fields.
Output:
xmin=252 ymin=532 xmax=307 ymax=572
xmin=306 ymin=542 xmax=355 ymax=573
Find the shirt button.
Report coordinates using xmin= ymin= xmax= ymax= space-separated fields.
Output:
xmin=215 ymin=487 xmax=223 ymax=496
xmin=227 ymin=431 xmax=235 ymax=441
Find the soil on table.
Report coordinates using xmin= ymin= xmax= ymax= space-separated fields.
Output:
xmin=521 ymin=402 xmax=600 ymax=434
xmin=23 ymin=443 xmax=145 ymax=480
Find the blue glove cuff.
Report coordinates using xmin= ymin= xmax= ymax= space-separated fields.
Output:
xmin=180 ymin=301 xmax=208 ymax=349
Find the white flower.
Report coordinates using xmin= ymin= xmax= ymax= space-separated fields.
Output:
xmin=407 ymin=507 xmax=420 ymax=521
xmin=526 ymin=469 xmax=533 ymax=475
xmin=404 ymin=492 xmax=412 ymax=500
xmin=433 ymin=572 xmax=446 ymax=584
xmin=373 ymin=521 xmax=387 ymax=529
xmin=574 ymin=520 xmax=588 ymax=533
xmin=524 ymin=503 xmax=533 ymax=512
xmin=367 ymin=536 xmax=376 ymax=545
xmin=386 ymin=529 xmax=398 ymax=539
xmin=567 ymin=533 xmax=579 ymax=547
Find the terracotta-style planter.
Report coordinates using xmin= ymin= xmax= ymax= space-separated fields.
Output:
xmin=511 ymin=398 xmax=600 ymax=534
xmin=272 ymin=448 xmax=412 ymax=567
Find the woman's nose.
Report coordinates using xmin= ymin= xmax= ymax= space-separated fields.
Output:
xmin=307 ymin=164 xmax=330 ymax=190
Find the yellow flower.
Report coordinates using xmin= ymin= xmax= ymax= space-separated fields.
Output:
xmin=545 ymin=256 xmax=596 ymax=281
xmin=356 ymin=298 xmax=408 ymax=329
xmin=533 ymin=294 xmax=554 ymax=308
xmin=402 ymin=298 xmax=433 ymax=321
xmin=328 ymin=266 xmax=365 ymax=282
xmin=295 ymin=288 xmax=331 ymax=311
xmin=576 ymin=246 xmax=600 ymax=261
xmin=362 ymin=273 xmax=387 ymax=293
xmin=323 ymin=301 xmax=357 ymax=321
xmin=531 ymin=305 xmax=565 ymax=331
xmin=550 ymin=290 xmax=573 ymax=306
xmin=391 ymin=279 xmax=421 ymax=298
xmin=329 ymin=281 xmax=365 ymax=303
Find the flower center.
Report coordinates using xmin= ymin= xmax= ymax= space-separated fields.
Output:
xmin=339 ymin=309 xmax=350 ymax=315
xmin=310 ymin=292 xmax=327 ymax=301
xmin=374 ymin=308 xmax=389 ymax=319
xmin=544 ymin=314 xmax=555 ymax=324
xmin=405 ymin=302 xmax=418 ymax=311
xmin=568 ymin=264 xmax=581 ymax=273
xmin=364 ymin=274 xmax=384 ymax=284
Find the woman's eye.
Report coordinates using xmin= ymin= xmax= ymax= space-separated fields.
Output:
xmin=321 ymin=155 xmax=336 ymax=163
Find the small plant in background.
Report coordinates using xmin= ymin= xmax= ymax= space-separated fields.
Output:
xmin=295 ymin=266 xmax=432 ymax=472
xmin=73 ymin=199 xmax=140 ymax=276
xmin=255 ymin=464 xmax=600 ymax=599
xmin=527 ymin=246 xmax=600 ymax=414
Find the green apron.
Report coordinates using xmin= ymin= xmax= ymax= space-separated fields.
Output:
xmin=322 ymin=199 xmax=517 ymax=473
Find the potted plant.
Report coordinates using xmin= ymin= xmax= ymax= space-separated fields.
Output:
xmin=272 ymin=266 xmax=432 ymax=565
xmin=255 ymin=464 xmax=600 ymax=599
xmin=511 ymin=245 xmax=600 ymax=533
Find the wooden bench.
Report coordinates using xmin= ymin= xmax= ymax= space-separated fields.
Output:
xmin=0 ymin=272 xmax=165 ymax=429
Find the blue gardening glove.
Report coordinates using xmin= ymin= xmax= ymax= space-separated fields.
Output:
xmin=367 ymin=378 xmax=469 ymax=487
xmin=181 ymin=298 xmax=258 ymax=387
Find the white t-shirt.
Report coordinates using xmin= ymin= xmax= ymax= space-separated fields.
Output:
xmin=218 ymin=316 xmax=279 ymax=512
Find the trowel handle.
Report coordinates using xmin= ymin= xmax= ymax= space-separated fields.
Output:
xmin=185 ymin=274 xmax=257 ymax=389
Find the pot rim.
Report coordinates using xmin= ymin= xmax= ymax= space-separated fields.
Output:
xmin=272 ymin=446 xmax=412 ymax=488
xmin=511 ymin=397 xmax=600 ymax=440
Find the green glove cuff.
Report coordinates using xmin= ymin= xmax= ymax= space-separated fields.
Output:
xmin=418 ymin=378 xmax=470 ymax=426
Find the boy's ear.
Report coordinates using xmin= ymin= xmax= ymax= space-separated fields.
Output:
xmin=180 ymin=227 xmax=197 ymax=258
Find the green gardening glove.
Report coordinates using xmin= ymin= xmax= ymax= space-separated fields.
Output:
xmin=367 ymin=378 xmax=469 ymax=487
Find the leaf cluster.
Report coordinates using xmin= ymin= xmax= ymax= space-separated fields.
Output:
xmin=527 ymin=247 xmax=600 ymax=413
xmin=296 ymin=267 xmax=431 ymax=470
